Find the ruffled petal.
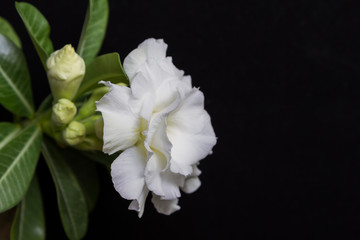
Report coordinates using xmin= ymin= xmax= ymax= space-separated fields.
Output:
xmin=159 ymin=57 xmax=184 ymax=79
xmin=139 ymin=38 xmax=167 ymax=61
xmin=111 ymin=146 xmax=147 ymax=200
xmin=96 ymin=83 xmax=141 ymax=154
xmin=145 ymin=153 xmax=185 ymax=200
xmin=128 ymin=186 xmax=149 ymax=218
xmin=124 ymin=38 xmax=167 ymax=81
xmin=159 ymin=169 xmax=184 ymax=200
xmin=144 ymin=153 xmax=167 ymax=197
xmin=142 ymin=59 xmax=179 ymax=89
xmin=130 ymin=73 xmax=156 ymax=124
xmin=167 ymin=89 xmax=217 ymax=175
xmin=123 ymin=48 xmax=147 ymax=81
xmin=151 ymin=194 xmax=180 ymax=215
xmin=182 ymin=177 xmax=201 ymax=194
xmin=181 ymin=165 xmax=202 ymax=194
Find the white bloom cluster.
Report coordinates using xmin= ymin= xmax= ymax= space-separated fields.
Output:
xmin=96 ymin=39 xmax=217 ymax=217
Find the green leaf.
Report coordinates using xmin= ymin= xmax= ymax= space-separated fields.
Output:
xmin=80 ymin=150 xmax=118 ymax=171
xmin=75 ymin=53 xmax=128 ymax=99
xmin=0 ymin=123 xmax=42 ymax=213
xmin=10 ymin=176 xmax=45 ymax=240
xmin=65 ymin=149 xmax=99 ymax=213
xmin=41 ymin=137 xmax=88 ymax=240
xmin=36 ymin=94 xmax=53 ymax=114
xmin=0 ymin=34 xmax=34 ymax=117
xmin=77 ymin=0 xmax=109 ymax=65
xmin=15 ymin=2 xmax=53 ymax=69
xmin=0 ymin=16 xmax=22 ymax=49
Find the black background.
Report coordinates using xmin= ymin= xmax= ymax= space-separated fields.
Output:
xmin=2 ymin=0 xmax=360 ymax=239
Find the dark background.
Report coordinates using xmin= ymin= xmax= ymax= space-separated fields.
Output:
xmin=2 ymin=0 xmax=360 ymax=239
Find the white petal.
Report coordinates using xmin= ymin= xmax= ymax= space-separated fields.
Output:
xmin=154 ymin=79 xmax=180 ymax=112
xmin=181 ymin=177 xmax=201 ymax=194
xmin=151 ymin=194 xmax=180 ymax=215
xmin=128 ymin=186 xmax=149 ymax=218
xmin=146 ymin=113 xmax=172 ymax=161
xmin=131 ymin=72 xmax=154 ymax=100
xmin=111 ymin=146 xmax=147 ymax=200
xmin=123 ymin=48 xmax=147 ymax=81
xmin=168 ymin=88 xmax=206 ymax=133
xmin=144 ymin=152 xmax=167 ymax=197
xmin=145 ymin=153 xmax=185 ymax=200
xmin=124 ymin=38 xmax=168 ymax=81
xmin=159 ymin=57 xmax=184 ymax=79
xmin=167 ymin=89 xmax=217 ymax=175
xmin=137 ymin=59 xmax=175 ymax=91
xmin=96 ymin=84 xmax=141 ymax=154
xmin=139 ymin=38 xmax=167 ymax=61
xmin=181 ymin=164 xmax=202 ymax=194
xmin=181 ymin=75 xmax=192 ymax=89
xmin=159 ymin=169 xmax=184 ymax=200
xmin=130 ymin=69 xmax=179 ymax=116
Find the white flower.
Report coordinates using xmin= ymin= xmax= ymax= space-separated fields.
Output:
xmin=96 ymin=38 xmax=217 ymax=217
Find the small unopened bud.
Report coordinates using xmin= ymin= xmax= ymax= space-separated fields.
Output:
xmin=52 ymin=98 xmax=77 ymax=126
xmin=47 ymin=44 xmax=85 ymax=101
xmin=63 ymin=121 xmax=86 ymax=146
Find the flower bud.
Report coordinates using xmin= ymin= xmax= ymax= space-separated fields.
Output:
xmin=63 ymin=121 xmax=86 ymax=146
xmin=51 ymin=98 xmax=77 ymax=127
xmin=47 ymin=44 xmax=85 ymax=101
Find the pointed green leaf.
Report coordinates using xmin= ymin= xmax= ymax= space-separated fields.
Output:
xmin=0 ymin=124 xmax=42 ymax=213
xmin=65 ymin=149 xmax=99 ymax=213
xmin=0 ymin=16 xmax=22 ymax=49
xmin=80 ymin=150 xmax=118 ymax=170
xmin=15 ymin=2 xmax=53 ymax=69
xmin=36 ymin=94 xmax=52 ymax=114
xmin=77 ymin=0 xmax=109 ymax=65
xmin=10 ymin=176 xmax=45 ymax=240
xmin=0 ymin=34 xmax=34 ymax=117
xmin=41 ymin=137 xmax=88 ymax=240
xmin=75 ymin=53 xmax=128 ymax=98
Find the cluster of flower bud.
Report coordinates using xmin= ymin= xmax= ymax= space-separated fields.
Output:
xmin=46 ymin=44 xmax=106 ymax=150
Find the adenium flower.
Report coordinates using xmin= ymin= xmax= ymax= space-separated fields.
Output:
xmin=96 ymin=38 xmax=216 ymax=217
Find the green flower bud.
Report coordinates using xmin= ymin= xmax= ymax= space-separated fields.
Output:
xmin=63 ymin=121 xmax=86 ymax=146
xmin=47 ymin=44 xmax=85 ymax=101
xmin=51 ymin=98 xmax=77 ymax=127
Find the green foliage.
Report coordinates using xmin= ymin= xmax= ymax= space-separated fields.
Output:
xmin=0 ymin=16 xmax=22 ymax=49
xmin=41 ymin=137 xmax=88 ymax=240
xmin=77 ymin=0 xmax=109 ymax=65
xmin=76 ymin=53 xmax=129 ymax=98
xmin=0 ymin=0 xmax=124 ymax=237
xmin=10 ymin=176 xmax=45 ymax=240
xmin=81 ymin=150 xmax=118 ymax=170
xmin=65 ymin=149 xmax=100 ymax=213
xmin=0 ymin=123 xmax=42 ymax=213
xmin=15 ymin=2 xmax=53 ymax=69
xmin=0 ymin=34 xmax=34 ymax=117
